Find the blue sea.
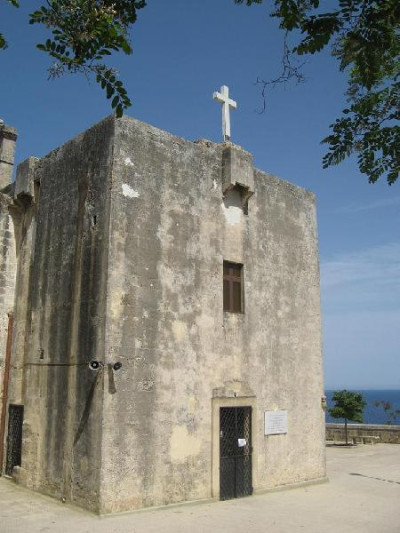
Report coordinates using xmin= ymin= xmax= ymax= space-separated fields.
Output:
xmin=325 ymin=390 xmax=400 ymax=425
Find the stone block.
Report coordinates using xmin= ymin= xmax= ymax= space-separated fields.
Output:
xmin=222 ymin=143 xmax=255 ymax=195
xmin=15 ymin=157 xmax=40 ymax=203
xmin=0 ymin=123 xmax=18 ymax=189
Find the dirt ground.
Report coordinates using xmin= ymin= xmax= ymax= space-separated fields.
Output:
xmin=1 ymin=444 xmax=399 ymax=533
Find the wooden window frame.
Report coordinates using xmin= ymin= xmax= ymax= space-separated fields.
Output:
xmin=223 ymin=261 xmax=244 ymax=313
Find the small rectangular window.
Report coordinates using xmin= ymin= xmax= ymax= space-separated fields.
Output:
xmin=223 ymin=261 xmax=244 ymax=313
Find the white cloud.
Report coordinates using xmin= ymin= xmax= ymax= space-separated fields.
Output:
xmin=321 ymin=242 xmax=400 ymax=313
xmin=321 ymin=243 xmax=400 ymax=389
xmin=332 ymin=197 xmax=400 ymax=214
xmin=323 ymin=310 xmax=400 ymax=389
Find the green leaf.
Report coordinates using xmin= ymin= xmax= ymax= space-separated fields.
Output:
xmin=106 ymin=84 xmax=114 ymax=99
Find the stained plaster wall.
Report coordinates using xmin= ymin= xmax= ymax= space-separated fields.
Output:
xmin=6 ymin=158 xmax=40 ymax=412
xmin=11 ymin=117 xmax=115 ymax=512
xmin=0 ymin=122 xmax=18 ymax=436
xmin=0 ymin=195 xmax=17 ymax=332
xmin=0 ymin=192 xmax=17 ymax=436
xmin=99 ymin=117 xmax=325 ymax=513
xmin=4 ymin=115 xmax=325 ymax=513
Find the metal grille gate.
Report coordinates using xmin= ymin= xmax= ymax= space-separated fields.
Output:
xmin=220 ymin=406 xmax=252 ymax=500
xmin=5 ymin=405 xmax=24 ymax=476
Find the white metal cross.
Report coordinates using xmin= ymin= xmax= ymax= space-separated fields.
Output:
xmin=213 ymin=85 xmax=237 ymax=142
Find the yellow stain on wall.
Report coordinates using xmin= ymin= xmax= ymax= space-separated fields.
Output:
xmin=170 ymin=426 xmax=201 ymax=462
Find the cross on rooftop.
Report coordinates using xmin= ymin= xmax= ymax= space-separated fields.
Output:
xmin=213 ymin=85 xmax=237 ymax=142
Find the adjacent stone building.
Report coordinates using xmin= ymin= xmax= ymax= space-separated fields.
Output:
xmin=0 ymin=115 xmax=326 ymax=513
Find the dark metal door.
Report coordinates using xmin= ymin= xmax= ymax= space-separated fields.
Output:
xmin=220 ymin=406 xmax=252 ymax=500
xmin=5 ymin=405 xmax=24 ymax=476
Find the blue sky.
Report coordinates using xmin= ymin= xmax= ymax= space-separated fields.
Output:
xmin=1 ymin=0 xmax=399 ymax=389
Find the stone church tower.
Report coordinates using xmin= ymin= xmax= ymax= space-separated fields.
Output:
xmin=0 ymin=115 xmax=326 ymax=513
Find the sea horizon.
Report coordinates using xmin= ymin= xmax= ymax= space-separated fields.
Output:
xmin=325 ymin=389 xmax=400 ymax=425
xmin=325 ymin=387 xmax=400 ymax=391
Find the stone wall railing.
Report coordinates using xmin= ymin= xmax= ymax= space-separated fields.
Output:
xmin=326 ymin=423 xmax=400 ymax=444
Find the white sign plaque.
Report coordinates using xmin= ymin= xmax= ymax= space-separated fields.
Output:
xmin=264 ymin=410 xmax=288 ymax=435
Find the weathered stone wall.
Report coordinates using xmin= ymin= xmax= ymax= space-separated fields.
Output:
xmin=4 ymin=115 xmax=325 ymax=513
xmin=0 ymin=123 xmax=18 ymax=189
xmin=0 ymin=192 xmax=18 ymax=454
xmin=0 ymin=196 xmax=17 ymax=335
xmin=99 ymin=117 xmax=325 ymax=513
xmin=6 ymin=158 xmax=40 ymax=411
xmin=11 ymin=117 xmax=115 ymax=511
xmin=0 ymin=120 xmax=18 ymax=469
xmin=249 ymin=170 xmax=325 ymax=491
xmin=326 ymin=423 xmax=400 ymax=444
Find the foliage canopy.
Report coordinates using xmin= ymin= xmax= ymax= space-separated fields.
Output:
xmin=1 ymin=0 xmax=147 ymax=117
xmin=328 ymin=389 xmax=366 ymax=444
xmin=2 ymin=1 xmax=400 ymax=183
xmin=236 ymin=0 xmax=400 ymax=185
xmin=329 ymin=389 xmax=366 ymax=423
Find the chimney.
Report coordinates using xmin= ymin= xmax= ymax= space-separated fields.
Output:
xmin=0 ymin=119 xmax=18 ymax=189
